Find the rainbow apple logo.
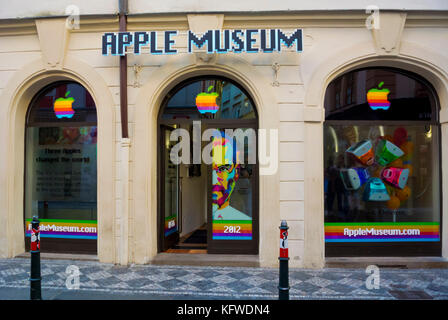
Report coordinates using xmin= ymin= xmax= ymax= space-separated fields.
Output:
xmin=54 ymin=91 xmax=75 ymax=119
xmin=196 ymin=86 xmax=219 ymax=114
xmin=367 ymin=82 xmax=390 ymax=110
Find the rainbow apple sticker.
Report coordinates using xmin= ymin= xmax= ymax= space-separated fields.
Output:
xmin=367 ymin=81 xmax=390 ymax=110
xmin=54 ymin=91 xmax=75 ymax=119
xmin=196 ymin=85 xmax=219 ymax=114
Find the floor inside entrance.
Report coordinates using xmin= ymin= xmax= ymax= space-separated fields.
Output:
xmin=165 ymin=224 xmax=207 ymax=254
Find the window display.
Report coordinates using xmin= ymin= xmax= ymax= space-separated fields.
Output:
xmin=24 ymin=82 xmax=98 ymax=249
xmin=212 ymin=134 xmax=253 ymax=240
xmin=159 ymin=76 xmax=258 ymax=254
xmin=324 ymin=68 xmax=440 ymax=255
xmin=324 ymin=125 xmax=439 ymax=243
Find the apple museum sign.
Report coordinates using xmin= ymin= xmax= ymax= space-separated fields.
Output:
xmin=101 ymin=29 xmax=303 ymax=56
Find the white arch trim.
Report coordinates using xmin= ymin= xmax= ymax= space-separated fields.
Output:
xmin=0 ymin=55 xmax=116 ymax=261
xmin=131 ymin=54 xmax=280 ymax=265
xmin=302 ymin=41 xmax=448 ymax=267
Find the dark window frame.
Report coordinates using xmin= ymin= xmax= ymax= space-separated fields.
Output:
xmin=324 ymin=67 xmax=442 ymax=257
xmin=24 ymin=80 xmax=98 ymax=254
xmin=325 ymin=67 xmax=439 ymax=123
xmin=26 ymin=80 xmax=98 ymax=128
xmin=157 ymin=76 xmax=259 ymax=255
xmin=158 ymin=75 xmax=258 ymax=124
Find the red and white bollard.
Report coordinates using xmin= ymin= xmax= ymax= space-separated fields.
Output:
xmin=280 ymin=226 xmax=288 ymax=259
xmin=30 ymin=218 xmax=40 ymax=251
xmin=278 ymin=220 xmax=290 ymax=300
xmin=30 ymin=216 xmax=42 ymax=300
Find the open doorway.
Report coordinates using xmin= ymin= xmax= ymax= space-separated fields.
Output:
xmin=161 ymin=123 xmax=208 ymax=253
xmin=158 ymin=76 xmax=259 ymax=255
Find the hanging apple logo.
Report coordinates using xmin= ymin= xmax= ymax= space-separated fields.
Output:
xmin=196 ymin=85 xmax=219 ymax=114
xmin=367 ymin=81 xmax=390 ymax=110
xmin=54 ymin=91 xmax=75 ymax=119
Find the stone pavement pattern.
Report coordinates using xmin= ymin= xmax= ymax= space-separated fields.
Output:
xmin=0 ymin=258 xmax=447 ymax=300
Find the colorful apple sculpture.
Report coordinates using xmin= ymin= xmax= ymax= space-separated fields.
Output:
xmin=393 ymin=127 xmax=408 ymax=146
xmin=386 ymin=195 xmax=401 ymax=210
xmin=196 ymin=85 xmax=219 ymax=114
xmin=367 ymin=81 xmax=390 ymax=110
xmin=54 ymin=91 xmax=75 ymax=119
xmin=396 ymin=185 xmax=411 ymax=202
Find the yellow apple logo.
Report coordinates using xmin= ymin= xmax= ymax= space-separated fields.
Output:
xmin=196 ymin=85 xmax=219 ymax=114
xmin=54 ymin=91 xmax=75 ymax=119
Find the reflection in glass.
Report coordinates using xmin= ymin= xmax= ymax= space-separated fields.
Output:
xmin=324 ymin=125 xmax=439 ymax=225
xmin=324 ymin=69 xmax=435 ymax=121
xmin=24 ymin=126 xmax=98 ymax=221
xmin=162 ymin=79 xmax=255 ymax=120
xmin=164 ymin=129 xmax=179 ymax=237
xmin=27 ymin=82 xmax=97 ymax=124
xmin=24 ymin=81 xmax=98 ymax=244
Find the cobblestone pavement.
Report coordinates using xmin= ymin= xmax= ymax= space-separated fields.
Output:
xmin=0 ymin=258 xmax=447 ymax=300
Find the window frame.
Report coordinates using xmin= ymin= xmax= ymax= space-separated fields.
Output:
xmin=323 ymin=67 xmax=443 ymax=257
xmin=26 ymin=80 xmax=98 ymax=128
xmin=23 ymin=80 xmax=98 ymax=254
xmin=158 ymin=75 xmax=258 ymax=125
xmin=157 ymin=76 xmax=260 ymax=255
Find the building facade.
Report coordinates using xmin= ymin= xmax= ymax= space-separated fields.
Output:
xmin=1 ymin=1 xmax=448 ymax=268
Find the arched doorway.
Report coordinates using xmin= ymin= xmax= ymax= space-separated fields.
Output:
xmin=323 ymin=67 xmax=441 ymax=256
xmin=158 ymin=76 xmax=259 ymax=254
xmin=24 ymin=81 xmax=98 ymax=254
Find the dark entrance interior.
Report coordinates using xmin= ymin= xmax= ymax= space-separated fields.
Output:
xmin=160 ymin=123 xmax=209 ymax=253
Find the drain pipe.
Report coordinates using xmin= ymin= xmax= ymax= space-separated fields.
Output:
xmin=118 ymin=0 xmax=130 ymax=266
xmin=119 ymin=0 xmax=129 ymax=138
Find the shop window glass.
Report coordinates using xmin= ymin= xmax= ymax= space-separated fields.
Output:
xmin=325 ymin=69 xmax=435 ymax=121
xmin=161 ymin=78 xmax=256 ymax=120
xmin=159 ymin=76 xmax=258 ymax=254
xmin=324 ymin=69 xmax=440 ymax=251
xmin=24 ymin=82 xmax=98 ymax=242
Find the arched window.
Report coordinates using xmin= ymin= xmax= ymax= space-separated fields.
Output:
xmin=323 ymin=68 xmax=441 ymax=256
xmin=158 ymin=76 xmax=259 ymax=255
xmin=24 ymin=81 xmax=98 ymax=253
xmin=160 ymin=76 xmax=257 ymax=121
xmin=324 ymin=68 xmax=437 ymax=121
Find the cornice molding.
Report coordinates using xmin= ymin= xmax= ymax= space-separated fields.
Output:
xmin=0 ymin=11 xmax=447 ymax=36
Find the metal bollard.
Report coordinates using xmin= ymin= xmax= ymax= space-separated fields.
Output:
xmin=278 ymin=220 xmax=290 ymax=300
xmin=30 ymin=216 xmax=42 ymax=300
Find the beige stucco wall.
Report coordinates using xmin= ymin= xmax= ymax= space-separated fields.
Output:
xmin=0 ymin=11 xmax=447 ymax=268
xmin=0 ymin=19 xmax=117 ymax=262
xmin=2 ymin=0 xmax=448 ymax=20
